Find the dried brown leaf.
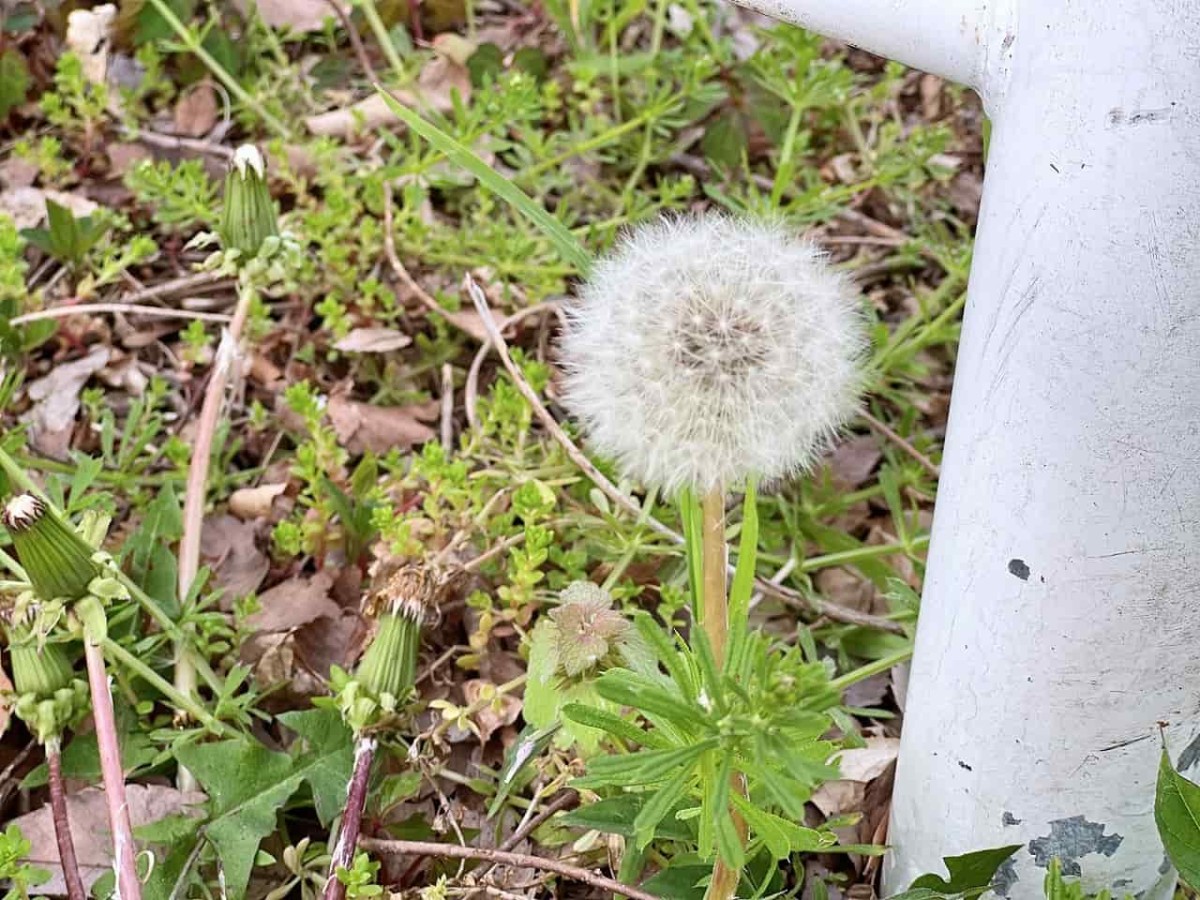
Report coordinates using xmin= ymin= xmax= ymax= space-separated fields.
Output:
xmin=199 ymin=514 xmax=270 ymax=609
xmin=22 ymin=348 xmax=110 ymax=459
xmin=173 ymin=81 xmax=218 ymax=137
xmin=0 ymin=187 xmax=99 ymax=231
xmin=334 ymin=327 xmax=413 ymax=353
xmin=327 ymin=396 xmax=437 ymax=454
xmin=234 ymin=0 xmax=348 ymax=32
xmin=229 ymin=483 xmax=288 ymax=520
xmin=12 ymin=784 xmax=203 ymax=893
xmin=248 ymin=570 xmax=340 ymax=633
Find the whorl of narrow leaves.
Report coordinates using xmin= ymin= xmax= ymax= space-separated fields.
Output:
xmin=3 ymin=493 xmax=101 ymax=602
xmin=219 ymin=145 xmax=279 ymax=257
xmin=560 ymin=215 xmax=866 ymax=496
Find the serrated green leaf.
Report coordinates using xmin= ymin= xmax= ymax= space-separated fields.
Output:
xmin=174 ymin=738 xmax=298 ymax=900
xmin=277 ymin=708 xmax=356 ymax=827
xmin=1156 ymin=747 xmax=1200 ymax=887
xmin=901 ymin=844 xmax=1022 ymax=899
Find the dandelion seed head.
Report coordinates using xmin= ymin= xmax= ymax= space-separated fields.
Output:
xmin=2 ymin=494 xmax=45 ymax=532
xmin=560 ymin=215 xmax=866 ymax=496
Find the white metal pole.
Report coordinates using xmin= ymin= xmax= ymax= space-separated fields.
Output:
xmin=722 ymin=0 xmax=1200 ymax=896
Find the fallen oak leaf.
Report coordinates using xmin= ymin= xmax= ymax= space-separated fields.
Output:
xmin=247 ymin=570 xmax=340 ymax=633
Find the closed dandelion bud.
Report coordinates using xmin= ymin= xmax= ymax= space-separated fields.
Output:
xmin=219 ymin=145 xmax=279 ymax=257
xmin=7 ymin=629 xmax=86 ymax=743
xmin=354 ymin=565 xmax=431 ymax=716
xmin=560 ymin=215 xmax=867 ymax=496
xmin=3 ymin=494 xmax=102 ymax=603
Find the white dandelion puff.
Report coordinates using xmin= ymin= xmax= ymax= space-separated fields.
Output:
xmin=560 ymin=214 xmax=866 ymax=497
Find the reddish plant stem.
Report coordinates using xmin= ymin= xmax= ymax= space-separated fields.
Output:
xmin=47 ymin=740 xmax=87 ymax=900
xmin=324 ymin=736 xmax=377 ymax=900
xmin=83 ymin=640 xmax=141 ymax=900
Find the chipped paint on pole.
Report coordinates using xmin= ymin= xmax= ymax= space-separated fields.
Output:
xmin=720 ymin=0 xmax=1200 ymax=896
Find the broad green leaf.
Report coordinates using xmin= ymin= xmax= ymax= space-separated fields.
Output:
xmin=375 ymin=88 xmax=592 ymax=274
xmin=892 ymin=844 xmax=1022 ymax=900
xmin=174 ymin=739 xmax=299 ymax=900
xmin=0 ymin=50 xmax=29 ymax=118
xmin=277 ymin=708 xmax=356 ymax=826
xmin=173 ymin=718 xmax=352 ymax=899
xmin=1156 ymin=747 xmax=1200 ymax=887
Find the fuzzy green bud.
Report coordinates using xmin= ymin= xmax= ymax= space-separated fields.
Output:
xmin=219 ymin=145 xmax=279 ymax=257
xmin=3 ymin=494 xmax=102 ymax=603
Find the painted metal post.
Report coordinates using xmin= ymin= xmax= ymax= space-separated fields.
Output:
xmin=723 ymin=0 xmax=1200 ymax=896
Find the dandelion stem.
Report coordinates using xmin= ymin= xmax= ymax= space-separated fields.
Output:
xmin=83 ymin=639 xmax=141 ymax=900
xmin=699 ymin=485 xmax=747 ymax=900
xmin=177 ymin=279 xmax=257 ymax=789
xmin=324 ymin=736 xmax=377 ymax=900
xmin=47 ymin=739 xmax=87 ymax=900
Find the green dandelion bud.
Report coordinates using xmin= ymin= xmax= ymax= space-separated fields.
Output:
xmin=345 ymin=566 xmax=431 ymax=733
xmin=219 ymin=145 xmax=279 ymax=257
xmin=357 ymin=566 xmax=429 ymax=700
xmin=3 ymin=494 xmax=102 ymax=603
xmin=7 ymin=628 xmax=86 ymax=743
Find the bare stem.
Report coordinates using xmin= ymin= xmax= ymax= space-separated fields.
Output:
xmin=699 ymin=487 xmax=746 ymax=900
xmin=358 ymin=838 xmax=662 ymax=900
xmin=84 ymin=640 xmax=141 ymax=900
xmin=324 ymin=737 xmax=377 ymax=900
xmin=47 ymin=740 xmax=87 ymax=900
xmin=176 ymin=281 xmax=256 ymax=789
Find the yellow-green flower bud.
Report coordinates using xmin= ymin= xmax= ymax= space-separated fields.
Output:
xmin=3 ymin=495 xmax=102 ymax=603
xmin=219 ymin=145 xmax=279 ymax=257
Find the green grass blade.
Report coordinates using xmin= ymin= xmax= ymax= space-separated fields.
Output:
xmin=726 ymin=479 xmax=758 ymax=671
xmin=374 ymin=87 xmax=593 ymax=274
xmin=678 ymin=488 xmax=703 ymax=620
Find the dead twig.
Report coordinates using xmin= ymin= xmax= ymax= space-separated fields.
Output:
xmin=359 ymin=838 xmax=662 ymax=900
xmin=116 ymin=270 xmax=230 ymax=305
xmin=323 ymin=0 xmax=381 ymax=84
xmin=10 ymin=303 xmax=232 ymax=326
xmin=497 ymin=789 xmax=580 ymax=852
xmin=464 ymin=302 xmax=561 ymax=431
xmin=860 ymin=409 xmax=941 ymax=479
xmin=128 ymin=127 xmax=234 ymax=159
xmin=464 ymin=275 xmax=904 ymax=634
